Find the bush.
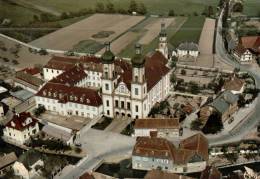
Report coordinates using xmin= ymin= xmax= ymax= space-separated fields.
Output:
xmin=74 ymin=147 xmax=82 ymax=153
xmin=191 ymin=120 xmax=203 ymax=130
xmin=168 ymin=9 xmax=175 ymax=16
xmin=33 ymin=105 xmax=46 ymax=117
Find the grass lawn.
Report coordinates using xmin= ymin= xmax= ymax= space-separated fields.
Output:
xmin=0 ymin=0 xmax=40 ymax=25
xmin=119 ymin=17 xmax=187 ymax=58
xmin=24 ymin=0 xmax=218 ymax=15
xmin=170 ymin=16 xmax=205 ymax=47
xmin=243 ymin=0 xmax=260 ymax=17
xmin=71 ymin=39 xmax=104 ymax=54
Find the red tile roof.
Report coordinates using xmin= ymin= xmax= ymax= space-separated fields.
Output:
xmin=240 ymin=36 xmax=260 ymax=54
xmin=36 ymin=82 xmax=102 ymax=107
xmin=43 ymin=51 xmax=170 ymax=92
xmin=5 ymin=112 xmax=38 ymax=131
xmin=200 ymin=166 xmax=222 ymax=179
xmin=145 ymin=170 xmax=195 ymax=179
xmin=49 ymin=65 xmax=87 ymax=86
xmin=134 ymin=118 xmax=180 ymax=129
xmin=133 ymin=133 xmax=208 ymax=165
xmin=223 ymin=76 xmax=245 ymax=91
xmin=20 ymin=67 xmax=41 ymax=75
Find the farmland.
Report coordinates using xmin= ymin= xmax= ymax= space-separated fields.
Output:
xmin=170 ymin=16 xmax=205 ymax=47
xmin=243 ymin=0 xmax=260 ymax=17
xmin=29 ymin=14 xmax=145 ymax=51
xmin=21 ymin=0 xmax=219 ymax=15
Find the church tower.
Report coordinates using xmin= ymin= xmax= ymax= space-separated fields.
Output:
xmin=101 ymin=42 xmax=116 ymax=118
xmin=158 ymin=22 xmax=169 ymax=59
xmin=131 ymin=44 xmax=148 ymax=119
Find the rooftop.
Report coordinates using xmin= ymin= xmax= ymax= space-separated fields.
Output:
xmin=0 ymin=152 xmax=17 ymax=169
xmin=178 ymin=42 xmax=198 ymax=51
xmin=134 ymin=118 xmax=180 ymax=129
xmin=223 ymin=76 xmax=245 ymax=92
xmin=145 ymin=170 xmax=195 ymax=179
xmin=5 ymin=112 xmax=38 ymax=131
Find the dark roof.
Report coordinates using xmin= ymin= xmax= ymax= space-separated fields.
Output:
xmin=200 ymin=166 xmax=222 ymax=179
xmin=79 ymin=172 xmax=95 ymax=179
xmin=134 ymin=118 xmax=180 ymax=129
xmin=18 ymin=150 xmax=42 ymax=170
xmin=49 ymin=65 xmax=87 ymax=86
xmin=5 ymin=112 xmax=38 ymax=131
xmin=145 ymin=170 xmax=194 ymax=179
xmin=240 ymin=36 xmax=260 ymax=53
xmin=178 ymin=42 xmax=198 ymax=51
xmin=101 ymin=50 xmax=115 ymax=64
xmin=210 ymin=91 xmax=239 ymax=114
xmin=36 ymin=82 xmax=102 ymax=107
xmin=15 ymin=71 xmax=44 ymax=87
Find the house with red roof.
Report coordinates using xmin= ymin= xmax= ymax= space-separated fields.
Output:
xmin=3 ymin=112 xmax=39 ymax=144
xmin=234 ymin=36 xmax=260 ymax=63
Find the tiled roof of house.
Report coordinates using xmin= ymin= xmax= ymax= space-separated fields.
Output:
xmin=200 ymin=166 xmax=222 ymax=179
xmin=5 ymin=112 xmax=38 ymax=131
xmin=133 ymin=133 xmax=208 ymax=165
xmin=223 ymin=76 xmax=245 ymax=91
xmin=241 ymin=36 xmax=260 ymax=53
xmin=20 ymin=67 xmax=41 ymax=75
xmin=49 ymin=65 xmax=87 ymax=86
xmin=133 ymin=137 xmax=176 ymax=160
xmin=15 ymin=71 xmax=44 ymax=87
xmin=36 ymin=82 xmax=102 ymax=107
xmin=145 ymin=170 xmax=195 ymax=179
xmin=180 ymin=133 xmax=209 ymax=161
xmin=178 ymin=42 xmax=198 ymax=51
xmin=234 ymin=43 xmax=247 ymax=56
xmin=210 ymin=91 xmax=239 ymax=114
xmin=0 ymin=152 xmax=17 ymax=169
xmin=134 ymin=118 xmax=180 ymax=129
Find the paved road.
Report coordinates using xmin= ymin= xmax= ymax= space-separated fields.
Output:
xmin=209 ymin=8 xmax=260 ymax=146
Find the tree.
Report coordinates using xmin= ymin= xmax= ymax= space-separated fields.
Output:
xmin=181 ymin=69 xmax=186 ymax=75
xmin=61 ymin=12 xmax=69 ymax=19
xmin=33 ymin=15 xmax=39 ymax=22
xmin=170 ymin=73 xmax=177 ymax=84
xmin=95 ymin=2 xmax=105 ymax=13
xmin=208 ymin=6 xmax=214 ymax=17
xmin=128 ymin=0 xmax=138 ymax=13
xmin=189 ymin=82 xmax=199 ymax=94
xmin=137 ymin=3 xmax=147 ymax=15
xmin=232 ymin=2 xmax=243 ymax=12
xmin=202 ymin=112 xmax=223 ymax=134
xmin=168 ymin=9 xmax=175 ymax=16
xmin=106 ymin=2 xmax=115 ymax=13
xmin=191 ymin=120 xmax=203 ymax=130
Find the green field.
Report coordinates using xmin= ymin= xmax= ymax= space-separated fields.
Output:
xmin=0 ymin=0 xmax=40 ymax=25
xmin=24 ymin=0 xmax=218 ymax=15
xmin=243 ymin=0 xmax=260 ymax=17
xmin=119 ymin=17 xmax=187 ymax=58
xmin=170 ymin=16 xmax=205 ymax=47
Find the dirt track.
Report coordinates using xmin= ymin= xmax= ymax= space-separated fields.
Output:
xmin=30 ymin=14 xmax=145 ymax=51
xmin=198 ymin=18 xmax=216 ymax=54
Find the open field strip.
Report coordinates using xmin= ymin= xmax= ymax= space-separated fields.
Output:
xmin=243 ymin=0 xmax=260 ymax=17
xmin=170 ymin=16 xmax=205 ymax=47
xmin=138 ymin=18 xmax=175 ymax=45
xmin=198 ymin=18 xmax=216 ymax=54
xmin=119 ymin=17 xmax=187 ymax=57
xmin=29 ymin=14 xmax=145 ymax=51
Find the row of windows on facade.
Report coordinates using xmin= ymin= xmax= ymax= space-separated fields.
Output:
xmin=45 ymin=68 xmax=101 ymax=76
xmin=105 ymin=84 xmax=145 ymax=95
xmin=106 ymin=100 xmax=140 ymax=112
xmin=8 ymin=128 xmax=37 ymax=138
xmin=45 ymin=105 xmax=97 ymax=117
xmin=40 ymin=93 xmax=92 ymax=104
xmin=135 ymin=157 xmax=169 ymax=164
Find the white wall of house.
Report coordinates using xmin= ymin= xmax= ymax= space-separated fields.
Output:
xmin=177 ymin=49 xmax=199 ymax=58
xmin=134 ymin=128 xmax=179 ymax=138
xmin=35 ymin=96 xmax=103 ymax=119
xmin=234 ymin=50 xmax=254 ymax=63
xmin=13 ymin=162 xmax=29 ymax=179
xmin=3 ymin=123 xmax=39 ymax=144
xmin=0 ymin=105 xmax=4 ymax=117
xmin=43 ymin=68 xmax=64 ymax=81
xmin=84 ymin=70 xmax=102 ymax=88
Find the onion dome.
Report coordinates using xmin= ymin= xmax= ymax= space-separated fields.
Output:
xmin=101 ymin=42 xmax=115 ymax=64
xmin=131 ymin=44 xmax=145 ymax=68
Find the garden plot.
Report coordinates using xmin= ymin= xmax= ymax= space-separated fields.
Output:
xmin=138 ymin=18 xmax=175 ymax=45
xmin=29 ymin=14 xmax=145 ymax=51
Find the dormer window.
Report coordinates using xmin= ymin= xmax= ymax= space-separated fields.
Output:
xmin=43 ymin=90 xmax=47 ymax=96
xmin=48 ymin=91 xmax=52 ymax=97
xmin=86 ymin=99 xmax=90 ymax=103
xmin=74 ymin=96 xmax=78 ymax=101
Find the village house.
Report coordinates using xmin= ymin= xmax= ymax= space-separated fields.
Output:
xmin=133 ymin=118 xmax=181 ymax=138
xmin=222 ymin=75 xmax=245 ymax=94
xmin=176 ymin=42 xmax=199 ymax=61
xmin=0 ymin=152 xmax=17 ymax=176
xmin=132 ymin=133 xmax=208 ymax=173
xmin=144 ymin=169 xmax=195 ymax=179
xmin=14 ymin=67 xmax=44 ymax=94
xmin=208 ymin=91 xmax=239 ymax=122
xmin=3 ymin=112 xmax=40 ymax=144
xmin=233 ymin=36 xmax=260 ymax=63
xmin=36 ymin=25 xmax=171 ymax=119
